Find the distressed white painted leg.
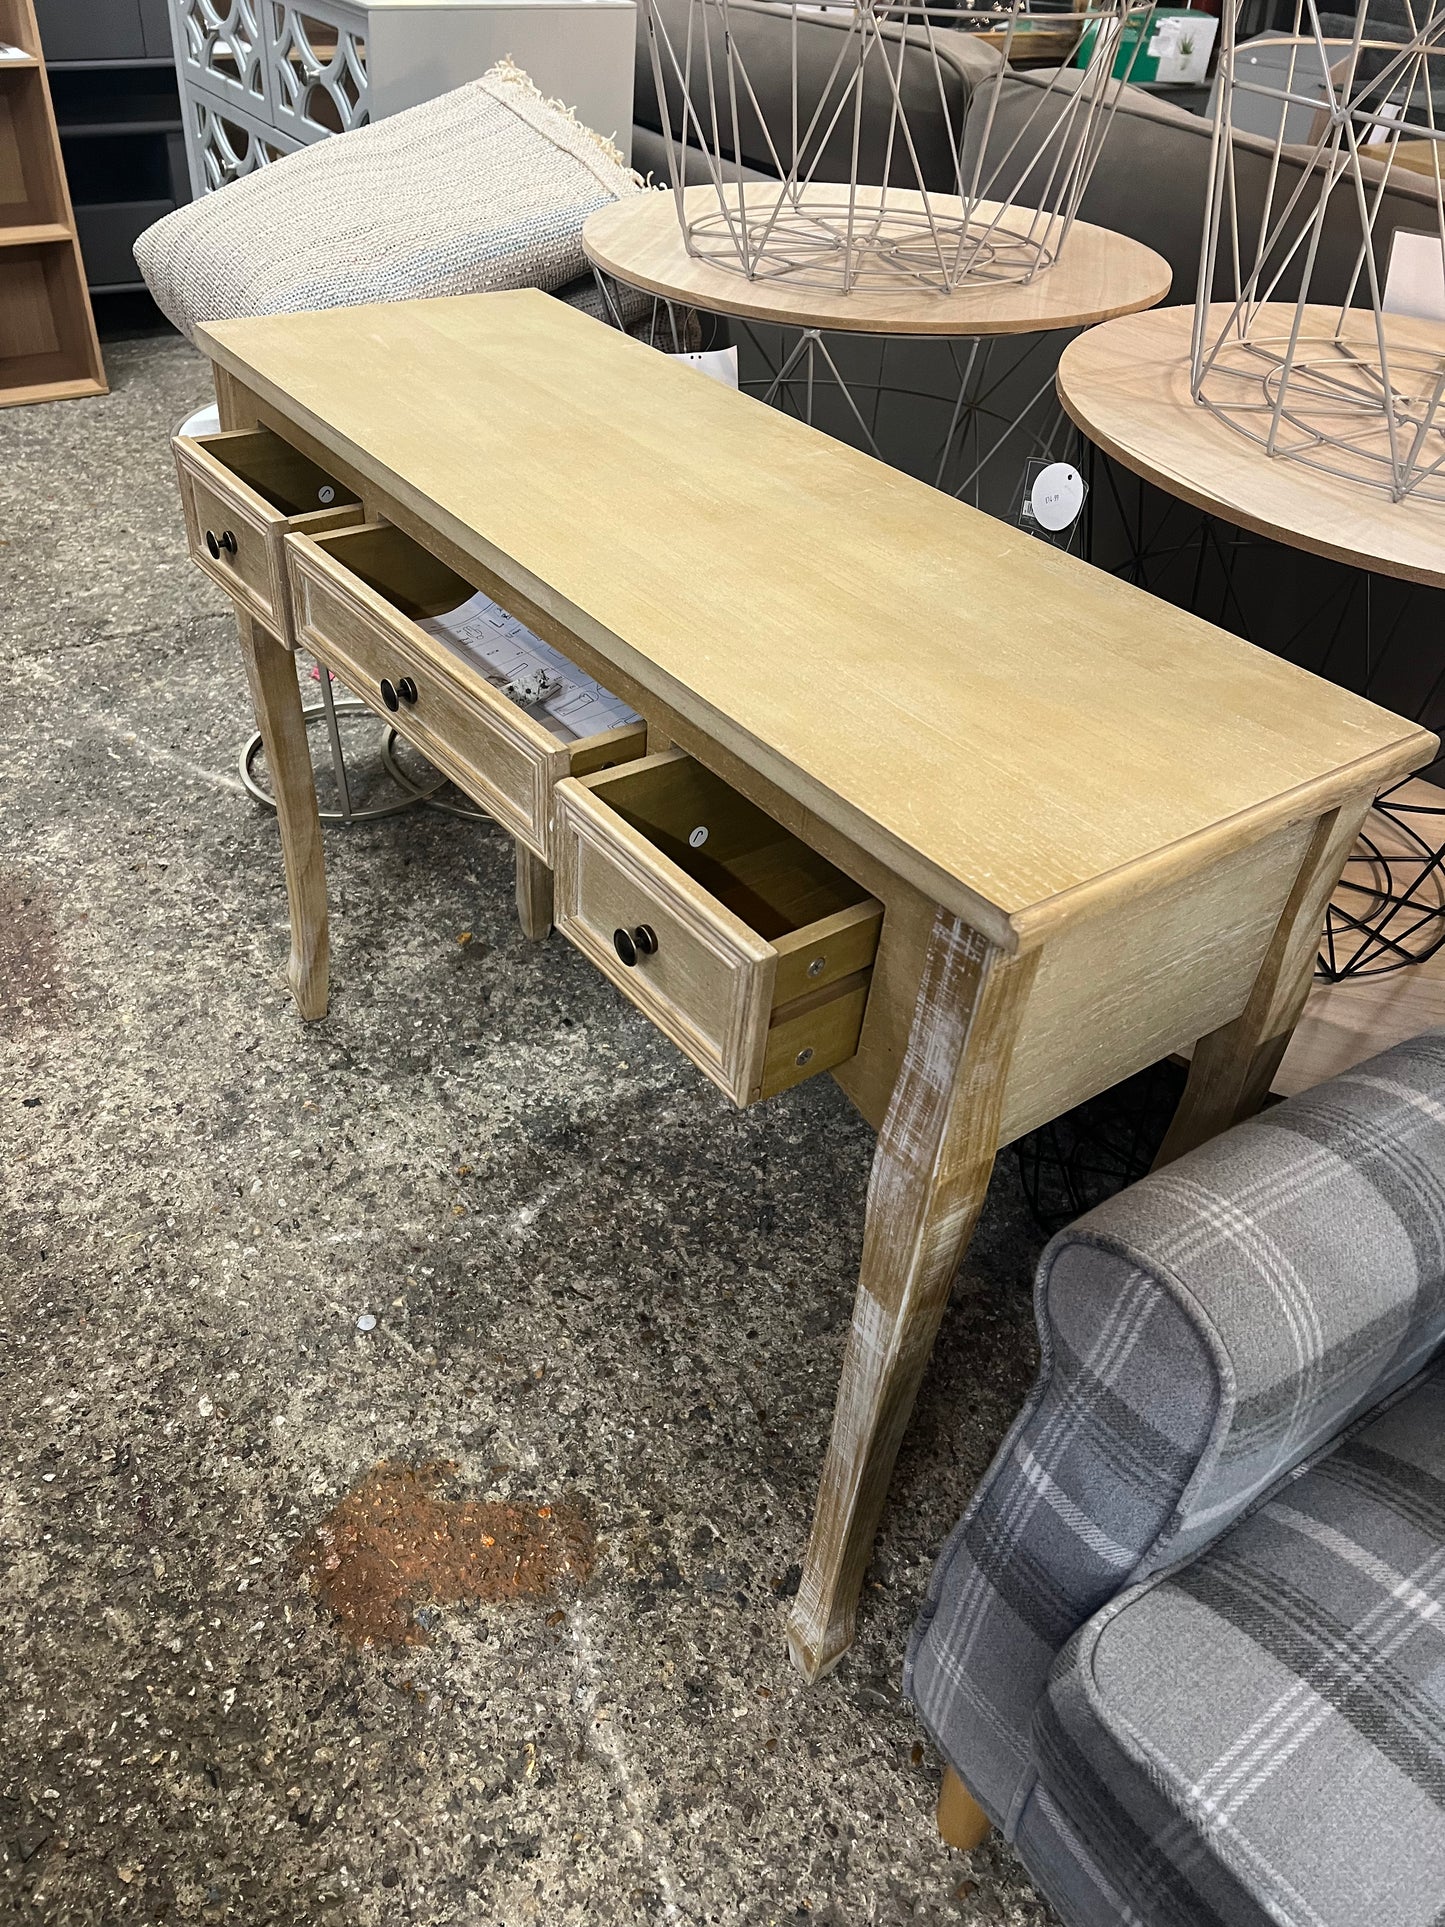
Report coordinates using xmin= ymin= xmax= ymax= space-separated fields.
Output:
xmin=236 ymin=611 xmax=329 ymax=1020
xmin=786 ymin=912 xmax=1039 ymax=1681
xmin=514 ymin=843 xmax=554 ymax=941
xmin=1155 ymin=796 xmax=1373 ymax=1168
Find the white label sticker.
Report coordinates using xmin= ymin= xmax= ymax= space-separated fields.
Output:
xmin=1030 ymin=463 xmax=1085 ymax=532
xmin=688 ymin=825 xmax=709 ymax=849
xmin=317 ymin=484 xmax=336 ymax=505
xmin=671 ymin=345 xmax=740 ymax=390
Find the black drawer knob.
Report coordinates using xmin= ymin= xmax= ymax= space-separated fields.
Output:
xmin=379 ymin=678 xmax=400 ymax=713
xmin=397 ymin=676 xmax=417 ymax=706
xmin=613 ymin=925 xmax=657 ymax=968
xmin=205 ymin=529 xmax=237 ymax=560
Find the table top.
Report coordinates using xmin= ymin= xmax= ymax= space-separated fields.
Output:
xmin=1057 ymin=302 xmax=1445 ymax=589
xmin=582 ymin=185 xmax=1173 ymax=337
xmin=199 ymin=291 xmax=1433 ymax=951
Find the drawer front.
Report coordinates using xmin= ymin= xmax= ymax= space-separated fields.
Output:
xmin=174 ymin=431 xmax=359 ymax=643
xmin=176 ymin=447 xmax=282 ymax=624
xmin=554 ymin=776 xmax=777 ymax=1106
xmin=287 ymin=535 xmax=565 ymax=856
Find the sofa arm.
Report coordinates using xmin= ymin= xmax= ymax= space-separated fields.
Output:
xmin=907 ymin=1028 xmax=1445 ymax=1834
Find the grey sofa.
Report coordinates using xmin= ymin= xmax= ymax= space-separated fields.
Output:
xmin=632 ymin=0 xmax=1003 ymax=189
xmin=907 ymin=1028 xmax=1445 ymax=1927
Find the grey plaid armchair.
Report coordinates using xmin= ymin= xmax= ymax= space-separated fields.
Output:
xmin=907 ymin=1030 xmax=1445 ymax=1927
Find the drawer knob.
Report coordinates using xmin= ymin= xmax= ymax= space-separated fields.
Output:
xmin=204 ymin=528 xmax=237 ymax=560
xmin=613 ymin=925 xmax=657 ymax=968
xmin=379 ymin=678 xmax=400 ymax=713
xmin=397 ymin=677 xmax=418 ymax=706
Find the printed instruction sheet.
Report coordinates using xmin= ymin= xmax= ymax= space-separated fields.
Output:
xmin=419 ymin=590 xmax=640 ymax=744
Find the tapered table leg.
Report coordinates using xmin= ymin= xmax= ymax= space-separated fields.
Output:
xmin=515 ymin=843 xmax=554 ymax=942
xmin=786 ymin=912 xmax=1039 ymax=1682
xmin=1155 ymin=795 xmax=1373 ymax=1168
xmin=236 ymin=611 xmax=329 ymax=1020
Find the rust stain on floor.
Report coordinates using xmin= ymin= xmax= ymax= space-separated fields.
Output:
xmin=295 ymin=1460 xmax=596 ymax=1648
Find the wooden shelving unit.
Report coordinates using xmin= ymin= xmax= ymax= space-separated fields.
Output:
xmin=0 ymin=0 xmax=105 ymax=404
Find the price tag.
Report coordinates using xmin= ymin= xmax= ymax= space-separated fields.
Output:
xmin=1016 ymin=457 xmax=1088 ymax=548
xmin=1029 ymin=462 xmax=1085 ymax=532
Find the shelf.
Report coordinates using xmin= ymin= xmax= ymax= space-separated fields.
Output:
xmin=57 ymin=115 xmax=181 ymax=135
xmin=50 ymin=63 xmax=181 ymax=135
xmin=0 ymin=238 xmax=106 ymax=407
xmin=0 ymin=361 xmax=105 ymax=405
xmin=0 ymin=4 xmax=105 ymax=406
xmin=47 ymin=56 xmax=174 ymax=71
xmin=1 ymin=63 xmax=70 ymax=229
xmin=0 ymin=216 xmax=66 ymax=241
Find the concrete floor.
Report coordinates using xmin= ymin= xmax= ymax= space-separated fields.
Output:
xmin=0 ymin=333 xmax=1059 ymax=1926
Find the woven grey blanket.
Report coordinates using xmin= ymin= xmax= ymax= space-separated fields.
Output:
xmin=136 ymin=62 xmax=644 ymax=340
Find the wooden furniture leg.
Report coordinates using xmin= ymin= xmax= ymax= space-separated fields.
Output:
xmin=236 ymin=611 xmax=330 ymax=1019
xmin=1155 ymin=796 xmax=1373 ymax=1168
xmin=786 ymin=913 xmax=1039 ymax=1682
xmin=514 ymin=843 xmax=554 ymax=941
xmin=937 ymin=1767 xmax=992 ymax=1851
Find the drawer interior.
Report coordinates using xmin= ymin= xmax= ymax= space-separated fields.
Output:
xmin=202 ymin=428 xmax=360 ymax=520
xmin=312 ymin=521 xmax=473 ymax=620
xmin=309 ymin=524 xmax=644 ymax=753
xmin=589 ymin=756 xmax=870 ymax=944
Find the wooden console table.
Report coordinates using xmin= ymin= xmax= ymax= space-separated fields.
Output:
xmin=179 ymin=290 xmax=1434 ymax=1680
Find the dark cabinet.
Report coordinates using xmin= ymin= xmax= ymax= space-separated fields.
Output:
xmin=33 ymin=0 xmax=171 ymax=62
xmin=33 ymin=0 xmax=189 ymax=296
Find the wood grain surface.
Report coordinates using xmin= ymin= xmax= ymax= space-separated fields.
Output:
xmin=198 ymin=293 xmax=1434 ymax=952
xmin=582 ymin=184 xmax=1172 ymax=336
xmin=1058 ymin=302 xmax=1445 ymax=588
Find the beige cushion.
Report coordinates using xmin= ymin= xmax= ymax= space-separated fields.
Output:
xmin=135 ymin=61 xmax=643 ymax=340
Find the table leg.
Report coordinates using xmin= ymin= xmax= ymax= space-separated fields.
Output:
xmin=1155 ymin=796 xmax=1373 ymax=1168
xmin=786 ymin=913 xmax=1039 ymax=1682
xmin=236 ymin=611 xmax=329 ymax=1020
xmin=514 ymin=844 xmax=554 ymax=942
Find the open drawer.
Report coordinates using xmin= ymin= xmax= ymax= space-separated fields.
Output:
xmin=554 ymin=750 xmax=883 ymax=1107
xmin=173 ymin=426 xmax=362 ymax=643
xmin=286 ymin=522 xmax=646 ymax=860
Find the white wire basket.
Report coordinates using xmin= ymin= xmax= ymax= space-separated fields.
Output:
xmin=1192 ymin=0 xmax=1445 ymax=504
xmin=640 ymin=0 xmax=1163 ymax=295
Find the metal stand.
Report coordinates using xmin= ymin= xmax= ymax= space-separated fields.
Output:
xmin=1015 ymin=1058 xmax=1188 ymax=1235
xmin=1082 ymin=446 xmax=1445 ymax=980
xmin=239 ymin=664 xmax=488 ymax=826
xmin=1320 ymin=784 xmax=1445 ymax=979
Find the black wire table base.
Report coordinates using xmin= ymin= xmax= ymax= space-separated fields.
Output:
xmin=1013 ymin=1058 xmax=1189 ymax=1238
xmin=1318 ymin=784 xmax=1445 ymax=980
xmin=1079 ymin=448 xmax=1445 ymax=984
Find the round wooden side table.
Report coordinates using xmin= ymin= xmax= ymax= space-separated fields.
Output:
xmin=583 ymin=183 xmax=1172 ymax=530
xmin=1058 ymin=302 xmax=1445 ymax=978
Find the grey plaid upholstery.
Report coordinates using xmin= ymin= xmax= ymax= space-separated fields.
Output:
xmin=906 ymin=1029 xmax=1445 ymax=1904
xmin=1021 ymin=1360 xmax=1445 ymax=1927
